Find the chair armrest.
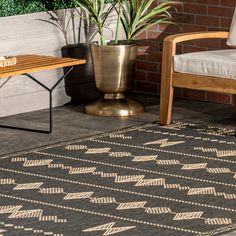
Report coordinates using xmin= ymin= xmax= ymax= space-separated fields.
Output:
xmin=161 ymin=31 xmax=230 ymax=94
xmin=162 ymin=31 xmax=229 ymax=66
xmin=165 ymin=31 xmax=229 ymax=44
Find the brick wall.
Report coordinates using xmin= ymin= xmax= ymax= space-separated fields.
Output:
xmin=134 ymin=0 xmax=235 ymax=104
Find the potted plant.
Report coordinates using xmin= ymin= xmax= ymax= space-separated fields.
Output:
xmin=39 ymin=0 xmax=116 ymax=102
xmin=76 ymin=0 xmax=174 ymax=116
xmin=40 ymin=0 xmax=102 ymax=102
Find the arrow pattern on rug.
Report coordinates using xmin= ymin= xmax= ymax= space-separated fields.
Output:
xmin=64 ymin=143 xmax=236 ymax=178
xmin=0 ymin=205 xmax=66 ymax=223
xmin=0 ymin=178 xmax=234 ymax=225
xmin=82 ymin=222 xmax=136 ymax=235
xmin=10 ymin=154 xmax=236 ymax=199
xmin=194 ymin=147 xmax=236 ymax=157
xmin=138 ymin=128 xmax=236 ymax=145
xmin=143 ymin=139 xmax=185 ymax=147
xmin=63 ymin=140 xmax=236 ymax=179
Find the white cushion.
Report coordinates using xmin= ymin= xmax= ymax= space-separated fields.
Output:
xmin=227 ymin=6 xmax=236 ymax=47
xmin=174 ymin=49 xmax=236 ymax=80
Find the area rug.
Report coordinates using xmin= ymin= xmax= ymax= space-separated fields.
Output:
xmin=0 ymin=122 xmax=236 ymax=236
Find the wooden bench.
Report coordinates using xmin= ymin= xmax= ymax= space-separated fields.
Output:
xmin=0 ymin=55 xmax=86 ymax=133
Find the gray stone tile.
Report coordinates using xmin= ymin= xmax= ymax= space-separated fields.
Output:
xmin=0 ymin=95 xmax=235 ymax=156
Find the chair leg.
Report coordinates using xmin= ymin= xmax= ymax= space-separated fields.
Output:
xmin=160 ymin=41 xmax=175 ymax=125
xmin=160 ymin=78 xmax=174 ymax=125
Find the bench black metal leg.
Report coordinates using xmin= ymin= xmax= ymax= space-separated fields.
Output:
xmin=49 ymin=91 xmax=53 ymax=133
xmin=0 ymin=67 xmax=74 ymax=134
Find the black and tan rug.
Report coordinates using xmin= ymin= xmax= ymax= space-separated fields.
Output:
xmin=0 ymin=122 xmax=236 ymax=236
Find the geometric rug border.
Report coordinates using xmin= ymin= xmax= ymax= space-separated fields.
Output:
xmin=2 ymin=120 xmax=233 ymax=160
xmin=0 ymin=121 xmax=150 ymax=160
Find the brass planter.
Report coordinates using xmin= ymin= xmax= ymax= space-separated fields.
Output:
xmin=85 ymin=43 xmax=144 ymax=116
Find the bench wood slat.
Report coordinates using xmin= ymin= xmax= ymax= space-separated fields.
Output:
xmin=0 ymin=55 xmax=86 ymax=78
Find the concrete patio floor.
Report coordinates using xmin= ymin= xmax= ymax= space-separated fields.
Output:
xmin=0 ymin=93 xmax=235 ymax=235
xmin=0 ymin=93 xmax=235 ymax=156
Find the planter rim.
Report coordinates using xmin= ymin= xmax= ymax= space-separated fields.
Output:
xmin=61 ymin=43 xmax=92 ymax=49
xmin=90 ymin=43 xmax=136 ymax=48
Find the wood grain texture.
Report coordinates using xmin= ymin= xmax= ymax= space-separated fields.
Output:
xmin=160 ymin=40 xmax=176 ymax=125
xmin=0 ymin=55 xmax=86 ymax=78
xmin=164 ymin=31 xmax=229 ymax=44
xmin=173 ymin=73 xmax=236 ymax=94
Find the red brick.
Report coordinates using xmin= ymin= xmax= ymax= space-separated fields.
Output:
xmin=221 ymin=17 xmax=232 ymax=28
xmin=220 ymin=0 xmax=235 ymax=7
xmin=147 ymin=31 xmax=161 ymax=39
xmin=147 ymin=72 xmax=161 ymax=82
xmin=195 ymin=38 xmax=221 ymax=48
xmin=136 ymin=40 xmax=160 ymax=51
xmin=159 ymin=24 xmax=181 ymax=34
xmin=206 ymin=92 xmax=231 ymax=104
xmin=182 ymin=45 xmax=207 ymax=53
xmin=135 ymin=31 xmax=147 ymax=40
xmin=184 ymin=3 xmax=207 ymax=14
xmin=174 ymin=13 xmax=194 ymax=24
xmin=196 ymin=15 xmax=220 ymax=27
xmin=147 ymin=52 xmax=162 ymax=62
xmin=220 ymin=39 xmax=230 ymax=49
xmin=135 ymin=81 xmax=158 ymax=94
xmin=137 ymin=55 xmax=148 ymax=62
xmin=182 ymin=24 xmax=207 ymax=32
xmin=136 ymin=61 xmax=158 ymax=72
xmin=196 ymin=0 xmax=220 ymax=4
xmin=183 ymin=89 xmax=206 ymax=101
xmin=159 ymin=24 xmax=169 ymax=31
xmin=135 ymin=71 xmax=147 ymax=81
xmin=148 ymin=25 xmax=158 ymax=31
xmin=208 ymin=6 xmax=233 ymax=17
xmin=174 ymin=88 xmax=183 ymax=98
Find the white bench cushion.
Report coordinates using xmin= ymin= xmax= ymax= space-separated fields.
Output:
xmin=174 ymin=49 xmax=236 ymax=80
xmin=227 ymin=6 xmax=236 ymax=47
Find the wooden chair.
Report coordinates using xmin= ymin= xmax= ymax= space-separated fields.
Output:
xmin=160 ymin=8 xmax=236 ymax=125
xmin=160 ymin=32 xmax=231 ymax=125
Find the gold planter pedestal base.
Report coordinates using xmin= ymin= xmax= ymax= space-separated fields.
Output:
xmin=85 ymin=98 xmax=144 ymax=117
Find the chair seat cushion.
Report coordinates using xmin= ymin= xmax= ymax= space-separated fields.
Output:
xmin=174 ymin=49 xmax=236 ymax=80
